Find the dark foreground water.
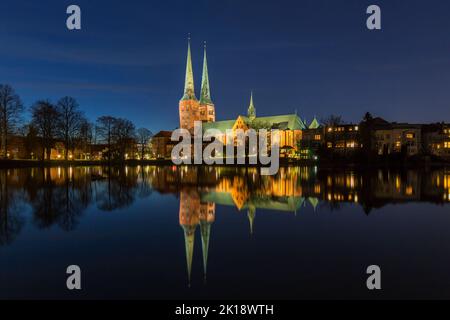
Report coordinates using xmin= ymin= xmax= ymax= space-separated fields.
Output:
xmin=1 ymin=165 xmax=450 ymax=299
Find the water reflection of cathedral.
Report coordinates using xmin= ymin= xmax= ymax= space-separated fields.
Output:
xmin=179 ymin=189 xmax=215 ymax=285
xmin=2 ymin=165 xmax=450 ymax=283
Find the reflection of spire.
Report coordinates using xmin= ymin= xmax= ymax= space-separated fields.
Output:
xmin=247 ymin=205 xmax=256 ymax=235
xmin=308 ymin=197 xmax=319 ymax=212
xmin=200 ymin=220 xmax=211 ymax=279
xmin=182 ymin=224 xmax=197 ymax=287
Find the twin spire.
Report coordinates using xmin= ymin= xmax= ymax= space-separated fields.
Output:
xmin=182 ymin=37 xmax=212 ymax=104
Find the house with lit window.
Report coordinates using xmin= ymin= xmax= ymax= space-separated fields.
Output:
xmin=422 ymin=123 xmax=450 ymax=159
xmin=297 ymin=116 xmax=323 ymax=159
xmin=323 ymin=124 xmax=361 ymax=154
xmin=374 ymin=123 xmax=422 ymax=156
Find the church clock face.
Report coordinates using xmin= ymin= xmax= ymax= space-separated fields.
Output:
xmin=1 ymin=0 xmax=450 ymax=308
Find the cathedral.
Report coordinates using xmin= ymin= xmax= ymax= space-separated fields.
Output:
xmin=176 ymin=38 xmax=321 ymax=158
xmin=179 ymin=39 xmax=215 ymax=132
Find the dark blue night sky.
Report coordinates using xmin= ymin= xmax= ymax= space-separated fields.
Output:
xmin=0 ymin=0 xmax=449 ymax=132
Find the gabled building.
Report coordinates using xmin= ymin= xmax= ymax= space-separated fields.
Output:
xmin=298 ymin=117 xmax=323 ymax=159
xmin=202 ymin=93 xmax=306 ymax=155
xmin=374 ymin=123 xmax=422 ymax=156
xmin=151 ymin=130 xmax=175 ymax=159
xmin=324 ymin=124 xmax=361 ymax=153
xmin=422 ymin=123 xmax=450 ymax=159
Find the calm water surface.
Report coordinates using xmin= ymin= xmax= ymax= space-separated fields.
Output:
xmin=1 ymin=165 xmax=450 ymax=299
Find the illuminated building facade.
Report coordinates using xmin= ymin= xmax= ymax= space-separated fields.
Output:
xmin=422 ymin=123 xmax=450 ymax=159
xmin=324 ymin=124 xmax=361 ymax=153
xmin=179 ymin=40 xmax=215 ymax=132
xmin=374 ymin=123 xmax=422 ymax=156
xmin=202 ymin=93 xmax=306 ymax=155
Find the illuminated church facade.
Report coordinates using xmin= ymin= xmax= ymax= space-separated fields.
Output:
xmin=179 ymin=40 xmax=215 ymax=132
xmin=178 ymin=40 xmax=320 ymax=154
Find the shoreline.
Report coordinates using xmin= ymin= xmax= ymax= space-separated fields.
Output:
xmin=1 ymin=158 xmax=449 ymax=169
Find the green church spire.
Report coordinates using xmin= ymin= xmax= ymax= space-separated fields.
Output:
xmin=247 ymin=92 xmax=256 ymax=121
xmin=181 ymin=36 xmax=197 ymax=101
xmin=200 ymin=42 xmax=212 ymax=105
xmin=182 ymin=225 xmax=196 ymax=286
xmin=200 ymin=220 xmax=211 ymax=279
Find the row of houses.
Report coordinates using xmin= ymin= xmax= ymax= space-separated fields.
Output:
xmin=2 ymin=137 xmax=152 ymax=161
xmin=301 ymin=117 xmax=450 ymax=160
xmin=3 ymin=117 xmax=449 ymax=161
xmin=152 ymin=115 xmax=450 ymax=161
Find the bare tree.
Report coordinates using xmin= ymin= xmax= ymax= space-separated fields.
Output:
xmin=136 ymin=128 xmax=153 ymax=160
xmin=31 ymin=100 xmax=60 ymax=160
xmin=77 ymin=120 xmax=93 ymax=159
xmin=112 ymin=118 xmax=136 ymax=161
xmin=56 ymin=96 xmax=85 ymax=160
xmin=321 ymin=115 xmax=343 ymax=127
xmin=96 ymin=116 xmax=116 ymax=161
xmin=0 ymin=84 xmax=24 ymax=159
xmin=22 ymin=124 xmax=39 ymax=159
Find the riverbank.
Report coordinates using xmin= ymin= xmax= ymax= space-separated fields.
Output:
xmin=1 ymin=157 xmax=449 ymax=169
xmin=0 ymin=159 xmax=173 ymax=168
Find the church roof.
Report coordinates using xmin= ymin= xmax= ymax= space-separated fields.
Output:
xmin=202 ymin=114 xmax=306 ymax=132
xmin=201 ymin=191 xmax=306 ymax=213
xmin=309 ymin=117 xmax=320 ymax=129
xmin=203 ymin=119 xmax=236 ymax=132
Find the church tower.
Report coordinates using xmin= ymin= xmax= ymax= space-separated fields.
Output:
xmin=179 ymin=37 xmax=200 ymax=132
xmin=199 ymin=42 xmax=215 ymax=123
xmin=247 ymin=92 xmax=256 ymax=121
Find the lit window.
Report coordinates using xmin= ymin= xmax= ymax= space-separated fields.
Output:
xmin=314 ymin=134 xmax=321 ymax=140
xmin=395 ymin=141 xmax=401 ymax=148
xmin=327 ymin=142 xmax=332 ymax=148
xmin=327 ymin=127 xmax=333 ymax=132
xmin=355 ymin=126 xmax=359 ymax=131
xmin=406 ymin=133 xmax=414 ymax=139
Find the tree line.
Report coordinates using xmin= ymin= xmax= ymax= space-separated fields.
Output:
xmin=0 ymin=84 xmax=153 ymax=161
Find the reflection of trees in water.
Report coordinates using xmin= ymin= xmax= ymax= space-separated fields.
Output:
xmin=30 ymin=168 xmax=89 ymax=231
xmin=0 ymin=170 xmax=26 ymax=246
xmin=94 ymin=166 xmax=140 ymax=211
xmin=0 ymin=166 xmax=157 ymax=246
xmin=137 ymin=167 xmax=153 ymax=199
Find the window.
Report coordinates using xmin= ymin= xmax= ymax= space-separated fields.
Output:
xmin=355 ymin=126 xmax=359 ymax=131
xmin=314 ymin=134 xmax=321 ymax=140
xmin=406 ymin=133 xmax=414 ymax=139
xmin=346 ymin=141 xmax=356 ymax=148
xmin=327 ymin=142 xmax=332 ymax=148
xmin=327 ymin=127 xmax=333 ymax=132
xmin=445 ymin=142 xmax=450 ymax=149
xmin=395 ymin=141 xmax=401 ymax=148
